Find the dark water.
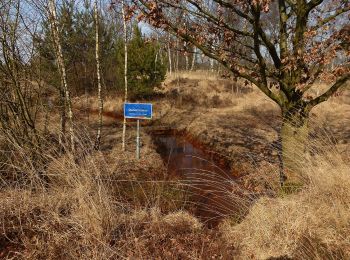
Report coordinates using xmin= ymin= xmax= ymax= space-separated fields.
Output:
xmin=152 ymin=131 xmax=229 ymax=176
xmin=151 ymin=130 xmax=243 ymax=226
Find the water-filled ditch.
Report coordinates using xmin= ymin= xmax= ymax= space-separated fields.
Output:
xmin=94 ymin=110 xmax=251 ymax=226
xmin=150 ymin=129 xmax=247 ymax=226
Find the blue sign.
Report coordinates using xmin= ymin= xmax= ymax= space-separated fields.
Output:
xmin=124 ymin=103 xmax=152 ymax=119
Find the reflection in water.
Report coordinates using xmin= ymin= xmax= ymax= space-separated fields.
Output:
xmin=153 ymin=134 xmax=226 ymax=177
xmin=151 ymin=130 xmax=243 ymax=227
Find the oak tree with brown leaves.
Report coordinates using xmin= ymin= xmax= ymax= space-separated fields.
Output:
xmin=131 ymin=0 xmax=349 ymax=184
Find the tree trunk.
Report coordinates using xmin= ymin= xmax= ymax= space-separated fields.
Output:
xmin=185 ymin=42 xmax=189 ymax=70
xmin=94 ymin=0 xmax=103 ymax=150
xmin=59 ymin=89 xmax=66 ymax=147
xmin=191 ymin=47 xmax=196 ymax=71
xmin=159 ymin=46 xmax=164 ymax=65
xmin=49 ymin=0 xmax=74 ymax=152
xmin=185 ymin=55 xmax=189 ymax=71
xmin=168 ymin=34 xmax=172 ymax=74
xmin=121 ymin=0 xmax=128 ymax=152
xmin=176 ymin=39 xmax=179 ymax=73
xmin=155 ymin=34 xmax=160 ymax=69
xmin=210 ymin=58 xmax=214 ymax=72
xmin=280 ymin=109 xmax=309 ymax=186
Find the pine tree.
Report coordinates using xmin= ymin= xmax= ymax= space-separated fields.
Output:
xmin=116 ymin=25 xmax=167 ymax=98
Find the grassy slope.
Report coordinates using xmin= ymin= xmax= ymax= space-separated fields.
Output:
xmin=156 ymin=71 xmax=350 ymax=192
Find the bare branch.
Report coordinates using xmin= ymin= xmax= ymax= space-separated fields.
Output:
xmin=308 ymin=73 xmax=350 ymax=108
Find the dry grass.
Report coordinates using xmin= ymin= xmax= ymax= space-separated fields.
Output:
xmin=73 ymin=94 xmax=124 ymax=115
xmin=157 ymin=72 xmax=350 ymax=177
xmin=0 ymin=138 xmax=118 ymax=258
xmin=221 ymin=146 xmax=350 ymax=259
xmin=159 ymin=72 xmax=350 ymax=259
xmin=111 ymin=208 xmax=232 ymax=259
xmin=2 ymin=132 xmax=349 ymax=259
xmin=0 ymin=129 xmax=224 ymax=259
xmin=1 ymin=71 xmax=349 ymax=259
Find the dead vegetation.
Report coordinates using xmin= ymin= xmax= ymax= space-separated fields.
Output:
xmin=222 ymin=150 xmax=350 ymax=259
xmin=1 ymin=126 xmax=349 ymax=259
xmin=0 ymin=127 xmax=236 ymax=259
xmin=1 ymin=72 xmax=350 ymax=259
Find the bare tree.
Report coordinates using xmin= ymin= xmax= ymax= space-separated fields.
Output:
xmin=121 ymin=0 xmax=128 ymax=151
xmin=48 ymin=0 xmax=74 ymax=152
xmin=94 ymin=0 xmax=103 ymax=150
xmin=210 ymin=58 xmax=214 ymax=73
xmin=0 ymin=0 xmax=40 ymax=147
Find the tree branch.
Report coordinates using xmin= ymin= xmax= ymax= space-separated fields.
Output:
xmin=306 ymin=0 xmax=323 ymax=12
xmin=183 ymin=0 xmax=253 ymax=37
xmin=212 ymin=0 xmax=254 ymax=23
xmin=312 ymin=6 xmax=350 ymax=31
xmin=308 ymin=73 xmax=350 ymax=108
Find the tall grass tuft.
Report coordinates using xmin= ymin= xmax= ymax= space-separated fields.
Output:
xmin=0 ymin=129 xmax=118 ymax=258
xmin=221 ymin=139 xmax=350 ymax=259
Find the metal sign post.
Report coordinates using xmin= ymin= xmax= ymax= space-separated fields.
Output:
xmin=124 ymin=103 xmax=152 ymax=160
xmin=136 ymin=119 xmax=140 ymax=159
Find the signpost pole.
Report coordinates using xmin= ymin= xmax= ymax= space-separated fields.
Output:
xmin=136 ymin=119 xmax=140 ymax=159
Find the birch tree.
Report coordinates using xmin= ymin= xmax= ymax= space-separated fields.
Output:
xmin=48 ymin=0 xmax=74 ymax=152
xmin=191 ymin=46 xmax=196 ymax=71
xmin=94 ymin=0 xmax=103 ymax=150
xmin=167 ymin=33 xmax=173 ymax=74
xmin=185 ymin=42 xmax=189 ymax=70
xmin=121 ymin=0 xmax=128 ymax=151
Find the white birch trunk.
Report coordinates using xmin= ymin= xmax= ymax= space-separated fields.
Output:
xmin=184 ymin=43 xmax=189 ymax=71
xmin=48 ymin=0 xmax=74 ymax=152
xmin=159 ymin=34 xmax=164 ymax=66
xmin=155 ymin=52 xmax=158 ymax=70
xmin=58 ymin=89 xmax=66 ymax=146
xmin=176 ymin=39 xmax=179 ymax=73
xmin=155 ymin=34 xmax=160 ymax=69
xmin=121 ymin=0 xmax=128 ymax=151
xmin=167 ymin=34 xmax=172 ymax=75
xmin=191 ymin=47 xmax=196 ymax=71
xmin=94 ymin=0 xmax=103 ymax=150
xmin=160 ymin=50 xmax=164 ymax=66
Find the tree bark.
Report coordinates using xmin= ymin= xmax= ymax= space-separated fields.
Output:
xmin=176 ymin=39 xmax=179 ymax=73
xmin=58 ymin=89 xmax=66 ymax=146
xmin=167 ymin=33 xmax=172 ymax=74
xmin=184 ymin=43 xmax=189 ymax=70
xmin=48 ymin=0 xmax=74 ymax=152
xmin=94 ymin=0 xmax=103 ymax=150
xmin=190 ymin=46 xmax=196 ymax=71
xmin=280 ymin=107 xmax=309 ymax=186
xmin=210 ymin=58 xmax=214 ymax=72
xmin=121 ymin=0 xmax=128 ymax=151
